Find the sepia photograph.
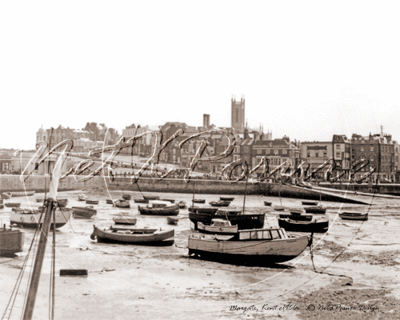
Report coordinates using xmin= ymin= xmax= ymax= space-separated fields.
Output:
xmin=1 ymin=1 xmax=399 ymax=319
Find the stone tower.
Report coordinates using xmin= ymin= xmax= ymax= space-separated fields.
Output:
xmin=231 ymin=95 xmax=245 ymax=132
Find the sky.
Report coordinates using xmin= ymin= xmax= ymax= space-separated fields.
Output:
xmin=1 ymin=1 xmax=400 ymax=150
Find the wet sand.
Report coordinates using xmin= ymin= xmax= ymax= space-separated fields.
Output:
xmin=1 ymin=190 xmax=399 ymax=319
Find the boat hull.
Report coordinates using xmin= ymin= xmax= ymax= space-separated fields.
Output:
xmin=139 ymin=204 xmax=179 ymax=216
xmin=197 ymin=222 xmax=238 ymax=235
xmin=10 ymin=209 xmax=72 ymax=229
xmin=188 ymin=234 xmax=309 ymax=263
xmin=189 ymin=211 xmax=265 ymax=230
xmin=113 ymin=218 xmax=137 ymax=225
xmin=304 ymin=206 xmax=326 ymax=214
xmin=72 ymin=207 xmax=97 ymax=219
xmin=91 ymin=226 xmax=174 ymax=246
xmin=339 ymin=213 xmax=368 ymax=221
xmin=0 ymin=229 xmax=24 ymax=256
xmin=278 ymin=218 xmax=329 ymax=232
xmin=10 ymin=191 xmax=35 ymax=197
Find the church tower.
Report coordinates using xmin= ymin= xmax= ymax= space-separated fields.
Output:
xmin=231 ymin=95 xmax=245 ymax=132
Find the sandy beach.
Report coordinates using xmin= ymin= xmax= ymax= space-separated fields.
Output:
xmin=1 ymin=190 xmax=399 ymax=319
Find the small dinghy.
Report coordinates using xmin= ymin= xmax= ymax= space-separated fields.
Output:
xmin=139 ymin=201 xmax=179 ymax=216
xmin=192 ymin=199 xmax=206 ymax=204
xmin=143 ymin=195 xmax=160 ymax=201
xmin=177 ymin=201 xmax=187 ymax=209
xmin=219 ymin=196 xmax=234 ymax=202
xmin=90 ymin=225 xmax=175 ymax=246
xmin=264 ymin=201 xmax=272 ymax=206
xmin=10 ymin=191 xmax=35 ymax=197
xmin=1 ymin=193 xmax=12 ymax=200
xmin=72 ymin=207 xmax=97 ymax=219
xmin=5 ymin=203 xmax=21 ymax=208
xmin=78 ymin=194 xmax=88 ymax=201
xmin=304 ymin=206 xmax=326 ymax=214
xmin=113 ymin=217 xmax=137 ymax=225
xmin=161 ymin=199 xmax=175 ymax=203
xmin=115 ymin=200 xmax=131 ymax=208
xmin=133 ymin=199 xmax=148 ymax=204
xmin=339 ymin=212 xmax=368 ymax=221
xmin=122 ymin=193 xmax=132 ymax=200
xmin=273 ymin=206 xmax=286 ymax=211
xmin=36 ymin=198 xmax=44 ymax=203
xmin=301 ymin=201 xmax=318 ymax=206
xmin=0 ymin=224 xmax=24 ymax=256
xmin=106 ymin=199 xmax=115 ymax=205
xmin=86 ymin=199 xmax=99 ymax=205
xmin=279 ymin=212 xmax=313 ymax=221
xmin=278 ymin=217 xmax=329 ymax=233
xmin=57 ymin=199 xmax=68 ymax=208
xmin=166 ymin=216 xmax=179 ymax=225
xmin=209 ymin=201 xmax=231 ymax=207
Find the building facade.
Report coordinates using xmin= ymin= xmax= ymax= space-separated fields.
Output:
xmin=231 ymin=95 xmax=245 ymax=133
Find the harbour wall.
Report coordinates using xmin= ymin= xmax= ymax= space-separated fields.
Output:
xmin=319 ymin=182 xmax=400 ymax=196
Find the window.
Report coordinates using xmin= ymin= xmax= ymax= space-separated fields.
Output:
xmin=361 ymin=147 xmax=364 ymax=152
xmin=263 ymin=231 xmax=272 ymax=239
xmin=233 ymin=155 xmax=240 ymax=161
xmin=336 ymin=144 xmax=340 ymax=149
xmin=361 ymin=140 xmax=365 ymax=144
xmin=370 ymin=147 xmax=374 ymax=151
xmin=315 ymin=153 xmax=319 ymax=157
xmin=323 ymin=152 xmax=327 ymax=157
xmin=270 ymin=230 xmax=280 ymax=239
xmin=307 ymin=153 xmax=310 ymax=158
xmin=282 ymin=149 xmax=287 ymax=154
xmin=336 ymin=152 xmax=340 ymax=158
xmin=257 ymin=149 xmax=262 ymax=155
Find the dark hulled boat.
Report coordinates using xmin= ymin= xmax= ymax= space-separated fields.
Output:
xmin=278 ymin=217 xmax=329 ymax=232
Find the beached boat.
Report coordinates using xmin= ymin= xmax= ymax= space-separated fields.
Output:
xmin=0 ymin=204 xmax=4 ymax=209
xmin=10 ymin=208 xmax=72 ymax=229
xmin=189 ymin=209 xmax=265 ymax=230
xmin=113 ymin=217 xmax=137 ymax=225
xmin=188 ymin=206 xmax=219 ymax=214
xmin=301 ymin=201 xmax=318 ymax=206
xmin=192 ymin=199 xmax=206 ymax=204
xmin=35 ymin=198 xmax=43 ymax=203
xmin=166 ymin=216 xmax=179 ymax=225
xmin=72 ymin=206 xmax=97 ymax=219
xmin=304 ymin=206 xmax=326 ymax=214
xmin=278 ymin=217 xmax=329 ymax=232
xmin=143 ymin=195 xmax=160 ymax=201
xmin=289 ymin=208 xmax=305 ymax=214
xmin=139 ymin=201 xmax=179 ymax=216
xmin=78 ymin=194 xmax=88 ymax=201
xmin=10 ymin=191 xmax=35 ymax=197
xmin=161 ymin=199 xmax=175 ymax=203
xmin=339 ymin=212 xmax=368 ymax=221
xmin=188 ymin=227 xmax=311 ymax=263
xmin=57 ymin=199 xmax=68 ymax=207
xmin=122 ymin=193 xmax=132 ymax=200
xmin=220 ymin=196 xmax=235 ymax=202
xmin=106 ymin=199 xmax=115 ymax=205
xmin=273 ymin=206 xmax=286 ymax=211
xmin=133 ymin=199 xmax=148 ymax=204
xmin=177 ymin=201 xmax=186 ymax=209
xmin=209 ymin=200 xmax=231 ymax=207
xmin=115 ymin=200 xmax=131 ymax=208
xmin=264 ymin=201 xmax=272 ymax=206
xmin=90 ymin=225 xmax=174 ymax=246
xmin=278 ymin=212 xmax=313 ymax=221
xmin=86 ymin=199 xmax=99 ymax=205
xmin=0 ymin=225 xmax=24 ymax=256
xmin=1 ymin=192 xmax=12 ymax=199
xmin=5 ymin=203 xmax=21 ymax=208
xmin=197 ymin=219 xmax=238 ymax=235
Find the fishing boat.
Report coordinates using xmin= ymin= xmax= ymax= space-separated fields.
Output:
xmin=278 ymin=217 xmax=329 ymax=232
xmin=122 ymin=193 xmax=132 ymax=200
xmin=192 ymin=199 xmax=206 ymax=204
xmin=209 ymin=200 xmax=231 ymax=207
xmin=86 ymin=199 xmax=99 ymax=205
xmin=72 ymin=206 xmax=97 ymax=219
xmin=10 ymin=207 xmax=72 ymax=229
xmin=166 ymin=216 xmax=179 ymax=225
xmin=5 ymin=202 xmax=21 ymax=208
xmin=133 ymin=198 xmax=148 ymax=204
xmin=302 ymin=201 xmax=318 ymax=206
xmin=188 ymin=227 xmax=311 ymax=263
xmin=189 ymin=209 xmax=265 ymax=230
xmin=139 ymin=201 xmax=179 ymax=216
xmin=10 ymin=191 xmax=35 ymax=197
xmin=264 ymin=201 xmax=272 ymax=206
xmin=197 ymin=219 xmax=238 ymax=235
xmin=0 ymin=224 xmax=24 ymax=256
xmin=273 ymin=206 xmax=286 ymax=211
xmin=1 ymin=192 xmax=12 ymax=199
xmin=113 ymin=217 xmax=137 ymax=225
xmin=177 ymin=201 xmax=187 ymax=209
xmin=220 ymin=196 xmax=235 ymax=201
xmin=304 ymin=206 xmax=326 ymax=214
xmin=115 ymin=200 xmax=131 ymax=208
xmin=339 ymin=212 xmax=368 ymax=221
xmin=90 ymin=225 xmax=175 ymax=246
xmin=78 ymin=194 xmax=88 ymax=201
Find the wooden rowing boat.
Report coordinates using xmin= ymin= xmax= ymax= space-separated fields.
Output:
xmin=278 ymin=217 xmax=329 ymax=232
xmin=161 ymin=199 xmax=175 ymax=203
xmin=113 ymin=217 xmax=137 ymax=225
xmin=166 ymin=216 xmax=179 ymax=225
xmin=133 ymin=199 xmax=148 ymax=204
xmin=90 ymin=225 xmax=174 ymax=246
xmin=209 ymin=201 xmax=231 ymax=207
xmin=188 ymin=227 xmax=311 ymax=263
xmin=197 ymin=219 xmax=238 ymax=235
xmin=57 ymin=199 xmax=68 ymax=208
xmin=106 ymin=199 xmax=115 ymax=205
xmin=10 ymin=191 xmax=35 ymax=197
xmin=72 ymin=207 xmax=97 ymax=219
xmin=0 ymin=225 xmax=24 ymax=256
xmin=339 ymin=212 xmax=368 ymax=221
xmin=10 ymin=208 xmax=72 ymax=229
xmin=301 ymin=201 xmax=318 ymax=206
xmin=1 ymin=193 xmax=12 ymax=199
xmin=264 ymin=201 xmax=272 ymax=206
xmin=273 ymin=206 xmax=286 ymax=211
xmin=122 ymin=194 xmax=132 ymax=200
xmin=115 ymin=200 xmax=131 ymax=208
xmin=192 ymin=199 xmax=206 ymax=204
xmin=219 ymin=196 xmax=234 ymax=201
xmin=78 ymin=194 xmax=88 ymax=201
xmin=278 ymin=213 xmax=313 ymax=221
xmin=177 ymin=201 xmax=186 ymax=209
xmin=304 ymin=206 xmax=326 ymax=214
xmin=188 ymin=206 xmax=219 ymax=214
xmin=5 ymin=203 xmax=21 ymax=208
xmin=139 ymin=201 xmax=179 ymax=216
xmin=86 ymin=199 xmax=99 ymax=205
xmin=143 ymin=195 xmax=160 ymax=201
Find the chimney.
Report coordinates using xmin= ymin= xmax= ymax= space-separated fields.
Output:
xmin=203 ymin=114 xmax=210 ymax=128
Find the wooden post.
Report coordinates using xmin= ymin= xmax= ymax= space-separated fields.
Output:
xmin=23 ymin=199 xmax=54 ymax=320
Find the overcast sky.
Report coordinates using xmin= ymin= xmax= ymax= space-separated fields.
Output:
xmin=1 ymin=1 xmax=399 ymax=150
